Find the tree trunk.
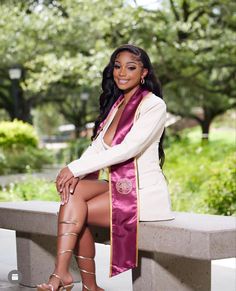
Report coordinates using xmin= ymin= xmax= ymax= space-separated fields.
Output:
xmin=199 ymin=112 xmax=214 ymax=143
xmin=75 ymin=125 xmax=81 ymax=138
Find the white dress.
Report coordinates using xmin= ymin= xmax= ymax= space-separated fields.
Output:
xmin=68 ymin=92 xmax=175 ymax=222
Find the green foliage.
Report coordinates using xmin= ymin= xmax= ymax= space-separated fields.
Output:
xmin=33 ymin=103 xmax=66 ymax=136
xmin=0 ymin=147 xmax=53 ymax=175
xmin=0 ymin=177 xmax=58 ymax=202
xmin=0 ymin=120 xmax=38 ymax=148
xmin=164 ymin=127 xmax=183 ymax=148
xmin=1 ymin=0 xmax=235 ymax=136
xmin=68 ymin=137 xmax=91 ymax=160
xmin=0 ymin=125 xmax=234 ymax=216
xmin=201 ymin=155 xmax=236 ymax=215
xmin=180 ymin=124 xmax=236 ymax=144
xmin=55 ymin=137 xmax=90 ymax=165
xmin=164 ymin=131 xmax=235 ymax=215
xmin=0 ymin=120 xmax=53 ymax=174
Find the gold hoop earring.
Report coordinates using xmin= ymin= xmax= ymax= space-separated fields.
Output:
xmin=141 ymin=78 xmax=145 ymax=85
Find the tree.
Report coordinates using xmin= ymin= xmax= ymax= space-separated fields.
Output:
xmin=0 ymin=0 xmax=127 ymax=126
xmin=136 ymin=0 xmax=236 ymax=140
xmin=0 ymin=0 xmax=235 ymax=140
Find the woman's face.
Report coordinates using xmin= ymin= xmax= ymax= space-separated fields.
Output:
xmin=113 ymin=51 xmax=148 ymax=94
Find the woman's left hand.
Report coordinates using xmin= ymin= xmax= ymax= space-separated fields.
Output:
xmin=56 ymin=166 xmax=79 ymax=205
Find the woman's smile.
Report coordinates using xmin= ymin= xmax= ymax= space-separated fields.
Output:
xmin=118 ymin=78 xmax=129 ymax=85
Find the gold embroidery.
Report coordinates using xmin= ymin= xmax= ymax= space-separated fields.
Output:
xmin=115 ymin=178 xmax=133 ymax=194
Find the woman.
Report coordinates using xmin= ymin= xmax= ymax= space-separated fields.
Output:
xmin=37 ymin=44 xmax=174 ymax=291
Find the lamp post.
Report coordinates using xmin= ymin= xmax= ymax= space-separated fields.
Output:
xmin=8 ymin=65 xmax=22 ymax=120
xmin=80 ymin=92 xmax=89 ymax=137
xmin=81 ymin=92 xmax=89 ymax=124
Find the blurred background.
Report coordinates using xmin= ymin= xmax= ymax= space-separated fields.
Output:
xmin=0 ymin=0 xmax=235 ymax=220
xmin=0 ymin=1 xmax=235 ymax=290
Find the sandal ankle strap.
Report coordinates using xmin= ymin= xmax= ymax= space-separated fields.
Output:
xmin=79 ymin=268 xmax=95 ymax=275
xmin=50 ymin=273 xmax=65 ymax=288
xmin=74 ymin=255 xmax=94 ymax=261
xmin=74 ymin=255 xmax=95 ymax=289
xmin=74 ymin=255 xmax=95 ymax=274
xmin=59 ymin=249 xmax=73 ymax=255
xmin=74 ymin=254 xmax=95 ymax=274
xmin=57 ymin=223 xmax=79 ymax=257
xmin=58 ymin=232 xmax=78 ymax=237
xmin=59 ymin=220 xmax=78 ymax=225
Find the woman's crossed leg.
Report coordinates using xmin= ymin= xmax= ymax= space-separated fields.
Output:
xmin=38 ymin=179 xmax=110 ymax=291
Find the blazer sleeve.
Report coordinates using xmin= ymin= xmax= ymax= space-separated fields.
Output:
xmin=68 ymin=96 xmax=166 ymax=177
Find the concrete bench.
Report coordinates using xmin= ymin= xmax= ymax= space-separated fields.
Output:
xmin=0 ymin=201 xmax=235 ymax=291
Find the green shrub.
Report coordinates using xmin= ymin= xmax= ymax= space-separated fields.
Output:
xmin=164 ymin=138 xmax=235 ymax=214
xmin=0 ymin=177 xmax=58 ymax=202
xmin=164 ymin=127 xmax=183 ymax=148
xmin=0 ymin=120 xmax=53 ymax=174
xmin=0 ymin=147 xmax=53 ymax=175
xmin=201 ymin=155 xmax=236 ymax=215
xmin=0 ymin=120 xmax=38 ymax=149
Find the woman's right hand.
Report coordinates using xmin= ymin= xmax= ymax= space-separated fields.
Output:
xmin=56 ymin=166 xmax=80 ymax=205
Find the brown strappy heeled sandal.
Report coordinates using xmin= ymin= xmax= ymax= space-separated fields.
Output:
xmin=37 ymin=220 xmax=79 ymax=291
xmin=37 ymin=273 xmax=74 ymax=291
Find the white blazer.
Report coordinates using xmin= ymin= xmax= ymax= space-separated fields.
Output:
xmin=68 ymin=92 xmax=175 ymax=221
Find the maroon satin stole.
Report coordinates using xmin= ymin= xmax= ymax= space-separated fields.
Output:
xmin=108 ymin=87 xmax=149 ymax=276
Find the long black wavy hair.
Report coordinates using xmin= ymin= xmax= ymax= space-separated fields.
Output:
xmin=92 ymin=44 xmax=166 ymax=168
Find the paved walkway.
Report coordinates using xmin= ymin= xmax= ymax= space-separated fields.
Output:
xmin=0 ymin=229 xmax=235 ymax=290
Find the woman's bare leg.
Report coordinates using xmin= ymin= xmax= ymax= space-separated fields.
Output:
xmin=38 ymin=179 xmax=109 ymax=290
xmin=74 ymin=191 xmax=110 ymax=291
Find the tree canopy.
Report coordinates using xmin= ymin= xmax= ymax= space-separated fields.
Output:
xmin=0 ymin=0 xmax=235 ymax=139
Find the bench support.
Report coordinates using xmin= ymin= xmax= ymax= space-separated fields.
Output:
xmin=132 ymin=251 xmax=211 ymax=291
xmin=16 ymin=232 xmax=81 ymax=287
xmin=1 ymin=203 xmax=234 ymax=290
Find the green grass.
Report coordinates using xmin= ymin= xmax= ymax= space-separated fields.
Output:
xmin=185 ymin=126 xmax=235 ymax=144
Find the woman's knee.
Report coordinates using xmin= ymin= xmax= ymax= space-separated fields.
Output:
xmin=72 ymin=179 xmax=109 ymax=202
